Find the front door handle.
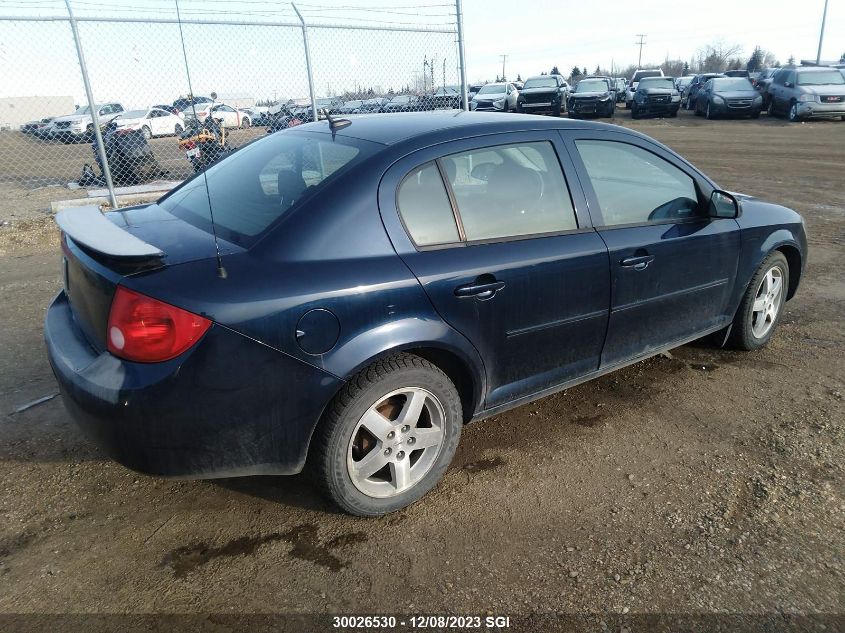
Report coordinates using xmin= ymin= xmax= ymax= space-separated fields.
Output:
xmin=620 ymin=255 xmax=655 ymax=271
xmin=454 ymin=279 xmax=506 ymax=300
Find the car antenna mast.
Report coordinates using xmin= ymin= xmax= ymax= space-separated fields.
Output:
xmin=321 ymin=108 xmax=351 ymax=131
xmin=174 ymin=0 xmax=227 ymax=279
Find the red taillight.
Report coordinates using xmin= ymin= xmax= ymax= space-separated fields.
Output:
xmin=107 ymin=286 xmax=211 ymax=363
xmin=182 ymin=140 xmax=196 ymax=150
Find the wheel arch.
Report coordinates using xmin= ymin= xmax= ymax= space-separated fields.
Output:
xmin=775 ymin=243 xmax=802 ymax=300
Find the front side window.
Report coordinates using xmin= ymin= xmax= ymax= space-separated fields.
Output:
xmin=575 ymin=140 xmax=700 ymax=227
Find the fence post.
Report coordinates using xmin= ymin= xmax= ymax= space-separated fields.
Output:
xmin=455 ymin=0 xmax=469 ymax=112
xmin=292 ymin=3 xmax=319 ymax=122
xmin=65 ymin=0 xmax=118 ymax=209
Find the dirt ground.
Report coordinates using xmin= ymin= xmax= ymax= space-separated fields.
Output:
xmin=0 ymin=111 xmax=843 ymax=631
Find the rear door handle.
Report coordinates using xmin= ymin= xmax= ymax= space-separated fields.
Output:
xmin=620 ymin=255 xmax=655 ymax=271
xmin=454 ymin=280 xmax=506 ymax=300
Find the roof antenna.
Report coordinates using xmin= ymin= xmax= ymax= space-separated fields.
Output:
xmin=321 ymin=108 xmax=351 ymax=133
xmin=174 ymin=0 xmax=227 ymax=279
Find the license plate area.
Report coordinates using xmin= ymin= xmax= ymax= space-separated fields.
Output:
xmin=185 ymin=147 xmax=200 ymax=158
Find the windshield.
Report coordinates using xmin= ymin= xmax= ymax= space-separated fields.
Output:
xmin=798 ymin=70 xmax=845 ymax=86
xmin=159 ymin=132 xmax=375 ymax=247
xmin=75 ymin=106 xmax=91 ymax=114
xmin=391 ymin=95 xmax=411 ymax=103
xmin=119 ymin=110 xmax=148 ymax=119
xmin=639 ymin=77 xmax=674 ymax=89
xmin=576 ymin=80 xmax=608 ymax=93
xmin=677 ymin=77 xmax=693 ymax=86
xmin=343 ymin=100 xmax=363 ymax=108
xmin=632 ymin=71 xmax=661 ymax=82
xmin=712 ymin=78 xmax=754 ymax=91
xmin=523 ymin=77 xmax=558 ymax=89
xmin=477 ymin=84 xmax=506 ymax=95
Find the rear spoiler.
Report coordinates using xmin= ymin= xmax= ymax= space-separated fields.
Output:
xmin=55 ymin=205 xmax=163 ymax=259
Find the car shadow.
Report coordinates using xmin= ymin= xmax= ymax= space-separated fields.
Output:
xmin=213 ymin=474 xmax=344 ymax=515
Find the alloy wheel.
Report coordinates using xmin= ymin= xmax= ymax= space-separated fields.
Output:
xmin=751 ymin=266 xmax=784 ymax=338
xmin=347 ymin=387 xmax=445 ymax=498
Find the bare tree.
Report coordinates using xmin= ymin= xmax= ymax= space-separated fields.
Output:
xmin=697 ymin=40 xmax=743 ymax=73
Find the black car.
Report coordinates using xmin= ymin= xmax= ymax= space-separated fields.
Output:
xmin=685 ymin=73 xmax=725 ymax=110
xmin=631 ymin=77 xmax=681 ymax=118
xmin=753 ymin=68 xmax=780 ymax=108
xmin=724 ymin=70 xmax=751 ymax=79
xmin=568 ymin=77 xmax=615 ymax=118
xmin=382 ymin=95 xmax=421 ymax=113
xmin=516 ymin=74 xmax=569 ymax=116
xmin=45 ymin=112 xmax=807 ymax=517
xmin=420 ymin=85 xmax=463 ymax=110
xmin=695 ymin=77 xmax=763 ymax=119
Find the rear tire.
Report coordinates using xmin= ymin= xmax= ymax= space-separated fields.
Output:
xmin=728 ymin=251 xmax=789 ymax=351
xmin=309 ymin=353 xmax=462 ymax=517
xmin=241 ymin=117 xmax=251 ymax=129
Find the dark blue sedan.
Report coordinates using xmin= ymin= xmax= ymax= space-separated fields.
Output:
xmin=45 ymin=112 xmax=807 ymax=516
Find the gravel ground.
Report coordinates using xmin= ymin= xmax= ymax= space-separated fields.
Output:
xmin=0 ymin=111 xmax=843 ymax=632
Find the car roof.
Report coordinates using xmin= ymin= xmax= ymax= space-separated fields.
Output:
xmin=294 ymin=111 xmax=615 ymax=146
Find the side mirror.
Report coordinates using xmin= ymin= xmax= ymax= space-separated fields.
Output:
xmin=709 ymin=190 xmax=740 ymax=219
xmin=783 ymin=82 xmax=792 ymax=88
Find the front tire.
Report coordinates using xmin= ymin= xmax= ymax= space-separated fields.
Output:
xmin=728 ymin=252 xmax=789 ymax=351
xmin=310 ymin=354 xmax=462 ymax=516
xmin=706 ymin=102 xmax=715 ymax=120
xmin=788 ymin=102 xmax=802 ymax=122
xmin=174 ymin=123 xmax=184 ymax=134
xmin=141 ymin=125 xmax=152 ymax=140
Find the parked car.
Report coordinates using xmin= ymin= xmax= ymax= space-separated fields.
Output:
xmin=49 ymin=103 xmax=124 ymax=143
xmin=612 ymin=78 xmax=628 ymax=102
xmin=630 ymin=76 xmax=680 ymax=118
xmin=568 ymin=77 xmax=615 ymax=118
xmin=684 ymin=73 xmax=725 ymax=110
xmin=420 ymin=85 xmax=463 ymax=110
xmin=516 ymin=74 xmax=569 ymax=115
xmin=695 ymin=77 xmax=763 ymax=119
xmin=151 ymin=104 xmax=182 ymax=116
xmin=315 ymin=97 xmax=344 ymax=114
xmin=767 ymin=66 xmax=845 ymax=121
xmin=675 ymin=75 xmax=696 ymax=92
xmin=360 ymin=97 xmax=390 ymax=113
xmin=20 ymin=117 xmax=55 ymax=138
xmin=45 ymin=112 xmax=807 ymax=516
xmin=172 ymin=96 xmax=214 ymax=116
xmin=470 ymin=82 xmax=519 ymax=112
xmin=753 ymin=68 xmax=780 ymax=108
xmin=266 ymin=105 xmax=306 ymax=133
xmin=382 ymin=94 xmax=421 ymax=113
xmin=724 ymin=70 xmax=751 ymax=79
xmin=336 ymin=100 xmax=364 ymax=115
xmin=111 ymin=107 xmax=186 ymax=139
xmin=625 ymin=69 xmax=664 ymax=108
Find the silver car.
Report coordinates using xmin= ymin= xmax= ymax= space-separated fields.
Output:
xmin=767 ymin=67 xmax=845 ymax=121
xmin=470 ymin=82 xmax=519 ymax=112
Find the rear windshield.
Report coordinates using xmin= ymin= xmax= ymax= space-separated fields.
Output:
xmin=797 ymin=70 xmax=845 ymax=85
xmin=159 ymin=132 xmax=375 ymax=247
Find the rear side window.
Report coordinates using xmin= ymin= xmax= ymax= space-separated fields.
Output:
xmin=397 ymin=162 xmax=460 ymax=246
xmin=397 ymin=141 xmax=577 ymax=246
xmin=160 ymin=132 xmax=373 ymax=246
xmin=575 ymin=140 xmax=700 ymax=226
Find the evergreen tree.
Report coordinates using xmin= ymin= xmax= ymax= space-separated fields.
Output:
xmin=516 ymin=73 xmax=522 ymax=81
xmin=682 ymin=61 xmax=690 ymax=74
xmin=551 ymin=66 xmax=561 ymax=76
xmin=570 ymin=66 xmax=581 ymax=78
xmin=787 ymin=55 xmax=795 ymax=65
xmin=747 ymin=46 xmax=764 ymax=72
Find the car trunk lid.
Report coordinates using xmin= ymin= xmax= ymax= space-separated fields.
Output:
xmin=57 ymin=203 xmax=242 ymax=352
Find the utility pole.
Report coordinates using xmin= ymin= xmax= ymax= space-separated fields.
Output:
xmin=443 ymin=58 xmax=446 ymax=89
xmin=455 ymin=0 xmax=469 ymax=111
xmin=423 ymin=56 xmax=428 ymax=92
xmin=635 ymin=34 xmax=646 ymax=67
xmin=816 ymin=0 xmax=829 ymax=64
xmin=500 ymin=54 xmax=508 ymax=81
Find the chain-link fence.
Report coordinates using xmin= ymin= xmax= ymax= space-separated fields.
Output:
xmin=0 ymin=1 xmax=465 ymax=219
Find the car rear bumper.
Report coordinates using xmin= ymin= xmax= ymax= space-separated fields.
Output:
xmin=797 ymin=102 xmax=845 ymax=118
xmin=638 ymin=102 xmax=680 ymax=116
xmin=45 ymin=291 xmax=343 ymax=479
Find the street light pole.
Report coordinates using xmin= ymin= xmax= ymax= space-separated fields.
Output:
xmin=816 ymin=0 xmax=829 ymax=65
xmin=635 ymin=34 xmax=646 ymax=68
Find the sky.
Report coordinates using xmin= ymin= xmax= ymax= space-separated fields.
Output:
xmin=0 ymin=0 xmax=842 ymax=107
